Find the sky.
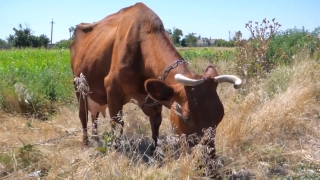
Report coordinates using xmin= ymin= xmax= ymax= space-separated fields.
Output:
xmin=0 ymin=0 xmax=319 ymax=43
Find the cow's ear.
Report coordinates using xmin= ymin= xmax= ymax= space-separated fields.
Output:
xmin=144 ymin=79 xmax=174 ymax=101
xmin=204 ymin=65 xmax=219 ymax=78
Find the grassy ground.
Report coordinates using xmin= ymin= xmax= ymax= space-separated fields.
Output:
xmin=0 ymin=49 xmax=319 ymax=179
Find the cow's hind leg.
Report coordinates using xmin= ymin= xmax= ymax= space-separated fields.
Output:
xmin=78 ymin=96 xmax=89 ymax=146
xmin=91 ymin=112 xmax=100 ymax=141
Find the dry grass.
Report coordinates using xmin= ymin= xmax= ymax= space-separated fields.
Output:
xmin=0 ymin=55 xmax=319 ymax=179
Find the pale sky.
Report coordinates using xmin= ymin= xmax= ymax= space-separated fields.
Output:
xmin=0 ymin=0 xmax=319 ymax=43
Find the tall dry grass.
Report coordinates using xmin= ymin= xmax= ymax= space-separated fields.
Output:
xmin=216 ymin=54 xmax=320 ymax=178
xmin=0 ymin=53 xmax=319 ymax=179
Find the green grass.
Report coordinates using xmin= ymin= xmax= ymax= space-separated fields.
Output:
xmin=179 ymin=48 xmax=236 ymax=63
xmin=0 ymin=48 xmax=74 ymax=118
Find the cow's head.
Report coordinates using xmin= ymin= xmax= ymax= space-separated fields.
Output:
xmin=144 ymin=65 xmax=242 ymax=146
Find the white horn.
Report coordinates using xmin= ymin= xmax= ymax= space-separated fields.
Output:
xmin=174 ymin=74 xmax=204 ymax=86
xmin=214 ymin=75 xmax=242 ymax=89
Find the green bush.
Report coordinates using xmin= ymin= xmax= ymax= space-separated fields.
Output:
xmin=216 ymin=39 xmax=235 ymax=47
xmin=268 ymin=27 xmax=320 ymax=64
xmin=55 ymin=39 xmax=72 ymax=49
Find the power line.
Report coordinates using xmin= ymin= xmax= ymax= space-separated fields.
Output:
xmin=50 ymin=19 xmax=55 ymax=44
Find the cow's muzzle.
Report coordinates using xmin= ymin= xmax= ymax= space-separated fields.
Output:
xmin=172 ymin=102 xmax=193 ymax=125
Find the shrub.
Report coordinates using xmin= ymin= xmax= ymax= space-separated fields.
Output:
xmin=268 ymin=27 xmax=320 ymax=62
xmin=216 ymin=39 xmax=235 ymax=47
xmin=55 ymin=39 xmax=72 ymax=49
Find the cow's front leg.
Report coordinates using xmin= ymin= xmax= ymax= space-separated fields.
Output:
xmin=105 ymin=78 xmax=124 ymax=149
xmin=149 ymin=112 xmax=162 ymax=148
xmin=140 ymin=101 xmax=163 ymax=151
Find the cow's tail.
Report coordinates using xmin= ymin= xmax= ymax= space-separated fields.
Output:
xmin=73 ymin=73 xmax=91 ymax=98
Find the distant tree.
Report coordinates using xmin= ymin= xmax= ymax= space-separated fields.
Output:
xmin=167 ymin=27 xmax=183 ymax=46
xmin=181 ymin=38 xmax=187 ymax=47
xmin=38 ymin=34 xmax=50 ymax=47
xmin=216 ymin=39 xmax=235 ymax=47
xmin=0 ymin=38 xmax=10 ymax=49
xmin=55 ymin=39 xmax=72 ymax=49
xmin=312 ymin=26 xmax=320 ymax=36
xmin=166 ymin=29 xmax=172 ymax=37
xmin=185 ymin=32 xmax=198 ymax=47
xmin=233 ymin=30 xmax=243 ymax=40
xmin=7 ymin=24 xmax=50 ymax=48
xmin=7 ymin=34 xmax=15 ymax=44
xmin=69 ymin=26 xmax=75 ymax=40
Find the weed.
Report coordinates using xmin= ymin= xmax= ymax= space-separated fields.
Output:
xmin=18 ymin=144 xmax=39 ymax=168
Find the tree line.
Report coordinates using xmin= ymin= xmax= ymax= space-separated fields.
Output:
xmin=0 ymin=24 xmax=50 ymax=49
xmin=166 ymin=27 xmax=243 ymax=47
xmin=0 ymin=23 xmax=239 ymax=49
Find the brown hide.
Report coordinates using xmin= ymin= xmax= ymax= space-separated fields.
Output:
xmin=70 ymin=3 xmax=238 ymax=157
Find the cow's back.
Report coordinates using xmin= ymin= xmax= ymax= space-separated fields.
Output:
xmin=70 ymin=6 xmax=133 ymax=105
xmin=70 ymin=2 xmax=172 ymax=104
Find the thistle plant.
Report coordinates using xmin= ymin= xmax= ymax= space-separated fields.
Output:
xmin=235 ymin=18 xmax=283 ymax=80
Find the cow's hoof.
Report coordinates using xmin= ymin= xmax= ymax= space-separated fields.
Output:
xmin=112 ymin=142 xmax=119 ymax=150
xmin=150 ymin=145 xmax=156 ymax=153
xmin=111 ymin=138 xmax=121 ymax=150
xmin=92 ymin=135 xmax=100 ymax=141
xmin=82 ymin=138 xmax=89 ymax=146
xmin=81 ymin=142 xmax=90 ymax=150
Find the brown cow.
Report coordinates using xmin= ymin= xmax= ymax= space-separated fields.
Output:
xmin=70 ymin=2 xmax=242 ymax=156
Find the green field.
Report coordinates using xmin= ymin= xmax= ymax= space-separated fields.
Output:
xmin=0 ymin=49 xmax=74 ymax=117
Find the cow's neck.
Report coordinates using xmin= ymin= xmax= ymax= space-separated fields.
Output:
xmin=143 ymin=35 xmax=194 ymax=85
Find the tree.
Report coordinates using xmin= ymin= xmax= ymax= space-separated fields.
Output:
xmin=55 ymin=39 xmax=72 ymax=49
xmin=7 ymin=24 xmax=50 ymax=48
xmin=181 ymin=38 xmax=187 ymax=47
xmin=167 ymin=27 xmax=183 ymax=46
xmin=39 ymin=34 xmax=50 ymax=47
xmin=233 ymin=30 xmax=243 ymax=41
xmin=216 ymin=39 xmax=235 ymax=47
xmin=0 ymin=38 xmax=10 ymax=49
xmin=69 ymin=26 xmax=75 ymax=40
xmin=185 ymin=32 xmax=198 ymax=47
xmin=166 ymin=29 xmax=172 ymax=37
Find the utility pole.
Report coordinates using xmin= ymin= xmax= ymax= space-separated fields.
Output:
xmin=50 ymin=19 xmax=55 ymax=44
xmin=229 ymin=31 xmax=231 ymax=41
